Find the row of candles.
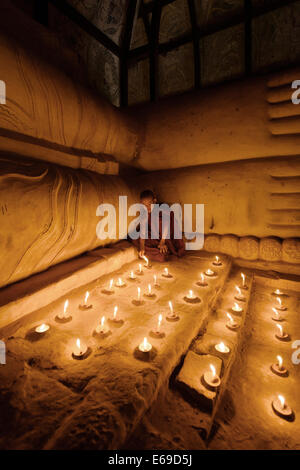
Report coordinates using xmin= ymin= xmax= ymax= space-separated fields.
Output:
xmin=268 ymin=288 xmax=293 ymax=419
xmin=34 ymin=255 xmax=224 ymax=357
xmin=35 ymin=254 xmax=294 ymax=418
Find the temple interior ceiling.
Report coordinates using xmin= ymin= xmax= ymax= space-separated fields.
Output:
xmin=10 ymin=0 xmax=300 ymax=107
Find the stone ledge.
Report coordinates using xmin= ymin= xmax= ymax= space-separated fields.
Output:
xmin=0 ymin=241 xmax=137 ymax=333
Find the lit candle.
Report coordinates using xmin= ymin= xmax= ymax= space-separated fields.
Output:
xmin=56 ymin=299 xmax=72 ymax=321
xmin=184 ymin=289 xmax=200 ymax=303
xmin=197 ymin=273 xmax=208 ymax=287
xmin=232 ymin=302 xmax=243 ymax=313
xmin=137 ymin=263 xmax=143 ymax=275
xmin=35 ymin=323 xmax=50 ymax=334
xmin=205 ymin=268 xmax=216 ymax=277
xmin=234 ymin=286 xmax=246 ymax=302
xmin=275 ymin=296 xmax=286 ymax=311
xmin=162 ymin=267 xmax=172 ymax=278
xmin=166 ymin=300 xmax=179 ymax=321
xmin=273 ymin=288 xmax=284 ymax=296
xmin=271 ymin=354 xmax=288 ymax=376
xmin=275 ymin=323 xmax=288 ymax=340
xmin=129 ymin=270 xmax=136 ymax=280
xmin=138 ymin=337 xmax=152 ymax=353
xmin=101 ymin=279 xmax=114 ymax=294
xmin=212 ymin=255 xmax=222 ymax=266
xmin=241 ymin=273 xmax=246 ymax=287
xmin=79 ymin=291 xmax=92 ymax=310
xmin=116 ymin=277 xmax=126 ymax=287
xmin=137 ymin=286 xmax=141 ymax=301
xmin=215 ymin=342 xmax=230 ymax=354
xmin=271 ymin=307 xmax=283 ymax=322
xmin=142 ymin=255 xmax=151 ymax=268
xmin=95 ymin=315 xmax=110 ymax=335
xmin=272 ymin=394 xmax=293 ymax=418
xmin=153 ymin=274 xmax=159 ymax=286
xmin=204 ymin=364 xmax=221 ymax=388
xmin=226 ymin=312 xmax=239 ymax=330
xmin=113 ymin=306 xmax=118 ymax=320
xmin=72 ymin=338 xmax=88 ymax=359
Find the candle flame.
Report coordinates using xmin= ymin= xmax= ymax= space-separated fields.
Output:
xmin=276 ymin=297 xmax=282 ymax=307
xmin=142 ymin=255 xmax=149 ymax=266
xmin=241 ymin=273 xmax=245 ymax=284
xmin=235 ymin=286 xmax=241 ymax=295
xmin=218 ymin=342 xmax=226 ymax=352
xmin=101 ymin=316 xmax=105 ymax=327
xmin=143 ymin=337 xmax=148 ymax=349
xmin=137 ymin=286 xmax=141 ymax=300
xmin=276 ymin=324 xmax=283 ymax=336
xmin=168 ymin=300 xmax=173 ymax=314
xmin=113 ymin=306 xmax=118 ymax=319
xmin=278 ymin=395 xmax=285 ymax=410
xmin=189 ymin=290 xmax=194 ymax=298
xmin=130 ymin=270 xmax=134 ymax=278
xmin=164 ymin=267 xmax=168 ymax=275
xmin=233 ymin=302 xmax=241 ymax=311
xmin=210 ymin=364 xmax=216 ymax=378
xmin=76 ymin=338 xmax=81 ymax=349
xmin=201 ymin=273 xmax=204 ymax=282
xmin=154 ymin=274 xmax=157 ymax=284
xmin=148 ymin=283 xmax=152 ymax=294
xmin=157 ymin=313 xmax=162 ymax=330
xmin=216 ymin=256 xmax=219 ymax=263
xmin=84 ymin=291 xmax=89 ymax=304
xmin=272 ymin=307 xmax=279 ymax=317
xmin=277 ymin=355 xmax=283 ymax=369
xmin=64 ymin=299 xmax=69 ymax=314
xmin=275 ymin=289 xmax=282 ymax=295
xmin=227 ymin=312 xmax=233 ymax=323
xmin=109 ymin=279 xmax=113 ymax=290
xmin=139 ymin=263 xmax=142 ymax=272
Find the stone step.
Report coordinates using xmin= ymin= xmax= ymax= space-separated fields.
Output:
xmin=175 ymin=264 xmax=255 ymax=438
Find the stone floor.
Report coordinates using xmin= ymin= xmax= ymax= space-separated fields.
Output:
xmin=0 ymin=252 xmax=299 ymax=450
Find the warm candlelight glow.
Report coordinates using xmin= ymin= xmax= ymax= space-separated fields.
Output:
xmin=109 ymin=279 xmax=114 ymax=290
xmin=205 ymin=268 xmax=215 ymax=276
xmin=116 ymin=277 xmax=125 ymax=287
xmin=157 ymin=314 xmax=162 ymax=332
xmin=274 ymin=289 xmax=283 ymax=295
xmin=227 ymin=312 xmax=234 ymax=323
xmin=277 ymin=355 xmax=283 ymax=370
xmin=101 ymin=316 xmax=105 ymax=329
xmin=215 ymin=342 xmax=230 ymax=353
xmin=113 ymin=306 xmax=118 ymax=320
xmin=164 ymin=267 xmax=169 ymax=276
xmin=215 ymin=256 xmax=219 ymax=264
xmin=188 ymin=289 xmax=194 ymax=299
xmin=201 ymin=273 xmax=205 ymax=282
xmin=64 ymin=299 xmax=69 ymax=315
xmin=139 ymin=337 xmax=152 ymax=353
xmin=235 ymin=286 xmax=241 ymax=296
xmin=278 ymin=394 xmax=285 ymax=410
xmin=169 ymin=300 xmax=173 ymax=315
xmin=137 ymin=287 xmax=141 ymax=301
xmin=210 ymin=364 xmax=216 ymax=379
xmin=130 ymin=270 xmax=135 ymax=279
xmin=241 ymin=273 xmax=245 ymax=287
xmin=73 ymin=338 xmax=87 ymax=357
xmin=148 ymin=284 xmax=152 ymax=295
xmin=276 ymin=296 xmax=282 ymax=308
xmin=142 ymin=255 xmax=149 ymax=266
xmin=35 ymin=323 xmax=49 ymax=334
xmin=232 ymin=302 xmax=243 ymax=312
xmin=139 ymin=263 xmax=142 ymax=273
xmin=154 ymin=274 xmax=157 ymax=285
xmin=272 ymin=307 xmax=280 ymax=318
xmin=276 ymin=324 xmax=284 ymax=337
xmin=84 ymin=291 xmax=89 ymax=305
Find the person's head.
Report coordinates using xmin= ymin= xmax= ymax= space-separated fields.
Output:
xmin=140 ymin=189 xmax=156 ymax=213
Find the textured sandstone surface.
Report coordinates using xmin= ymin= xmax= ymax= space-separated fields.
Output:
xmin=0 ymin=156 xmax=139 ymax=289
xmin=0 ymin=252 xmax=231 ymax=450
xmin=139 ymin=156 xmax=300 ymax=239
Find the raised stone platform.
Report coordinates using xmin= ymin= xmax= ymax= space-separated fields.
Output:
xmin=0 ymin=251 xmax=231 ymax=449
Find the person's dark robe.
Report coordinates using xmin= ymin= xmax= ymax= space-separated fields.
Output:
xmin=131 ymin=208 xmax=185 ymax=262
